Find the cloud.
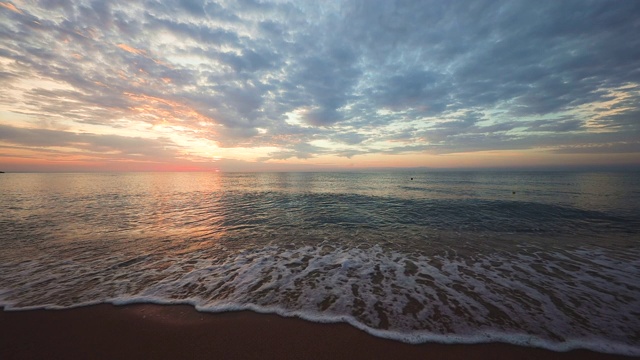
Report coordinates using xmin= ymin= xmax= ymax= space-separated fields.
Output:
xmin=117 ymin=43 xmax=146 ymax=56
xmin=1 ymin=0 xmax=639 ymax=170
xmin=0 ymin=123 xmax=177 ymax=158
xmin=0 ymin=2 xmax=22 ymax=14
xmin=553 ymin=142 xmax=640 ymax=154
xmin=262 ymin=142 xmax=327 ymax=160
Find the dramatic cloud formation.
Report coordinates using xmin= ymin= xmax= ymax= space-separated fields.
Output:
xmin=1 ymin=0 xmax=639 ymax=171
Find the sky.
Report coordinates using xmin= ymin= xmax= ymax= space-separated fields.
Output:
xmin=1 ymin=0 xmax=639 ymax=172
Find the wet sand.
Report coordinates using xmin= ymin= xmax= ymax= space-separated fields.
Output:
xmin=0 ymin=304 xmax=635 ymax=360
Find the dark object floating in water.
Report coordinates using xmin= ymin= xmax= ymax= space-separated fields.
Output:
xmin=411 ymin=177 xmax=413 ymax=180
xmin=512 ymin=191 xmax=516 ymax=194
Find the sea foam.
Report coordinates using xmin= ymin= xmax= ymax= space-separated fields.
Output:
xmin=1 ymin=242 xmax=639 ymax=356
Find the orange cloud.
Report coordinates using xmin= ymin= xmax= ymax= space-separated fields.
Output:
xmin=117 ymin=43 xmax=146 ymax=56
xmin=116 ymin=44 xmax=172 ymax=68
xmin=0 ymin=2 xmax=23 ymax=14
xmin=0 ymin=154 xmax=217 ymax=172
xmin=124 ymin=92 xmax=218 ymax=132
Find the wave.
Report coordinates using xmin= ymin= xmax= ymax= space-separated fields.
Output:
xmin=2 ymin=243 xmax=639 ymax=356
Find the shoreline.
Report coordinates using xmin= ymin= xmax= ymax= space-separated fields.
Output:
xmin=1 ymin=304 xmax=636 ymax=360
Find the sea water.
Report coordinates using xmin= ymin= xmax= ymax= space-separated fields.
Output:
xmin=0 ymin=171 xmax=639 ymax=355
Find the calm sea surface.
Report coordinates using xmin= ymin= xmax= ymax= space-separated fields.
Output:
xmin=1 ymin=171 xmax=639 ymax=355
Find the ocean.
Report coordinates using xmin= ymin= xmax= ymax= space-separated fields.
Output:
xmin=1 ymin=171 xmax=639 ymax=356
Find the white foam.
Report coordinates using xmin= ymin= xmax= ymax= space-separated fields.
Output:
xmin=1 ymin=243 xmax=639 ymax=356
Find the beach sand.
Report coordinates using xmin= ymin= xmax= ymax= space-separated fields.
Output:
xmin=0 ymin=304 xmax=635 ymax=360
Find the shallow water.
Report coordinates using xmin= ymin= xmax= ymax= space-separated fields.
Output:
xmin=1 ymin=171 xmax=639 ymax=355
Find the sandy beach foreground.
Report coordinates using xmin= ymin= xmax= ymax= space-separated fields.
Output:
xmin=0 ymin=304 xmax=635 ymax=360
